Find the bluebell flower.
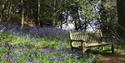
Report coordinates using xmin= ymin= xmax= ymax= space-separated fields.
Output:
xmin=49 ymin=55 xmax=53 ymax=60
xmin=19 ymin=50 xmax=24 ymax=55
xmin=32 ymin=48 xmax=36 ymax=50
xmin=11 ymin=56 xmax=18 ymax=63
xmin=60 ymin=50 xmax=64 ymax=54
xmin=0 ymin=27 xmax=6 ymax=32
xmin=30 ymin=27 xmax=38 ymax=33
xmin=32 ymin=53 xmax=36 ymax=58
xmin=27 ymin=58 xmax=32 ymax=62
xmin=36 ymin=62 xmax=39 ymax=63
xmin=0 ymin=58 xmax=2 ymax=60
xmin=42 ymin=51 xmax=47 ymax=55
xmin=15 ymin=55 xmax=19 ymax=60
xmin=64 ymin=55 xmax=67 ymax=60
xmin=53 ymin=55 xmax=59 ymax=61
xmin=31 ymin=37 xmax=37 ymax=41
xmin=37 ymin=52 xmax=41 ymax=55
xmin=75 ymin=55 xmax=80 ymax=59
xmin=25 ymin=34 xmax=30 ymax=39
xmin=88 ymin=57 xmax=94 ymax=62
xmin=59 ymin=57 xmax=64 ymax=61
xmin=53 ymin=55 xmax=56 ymax=59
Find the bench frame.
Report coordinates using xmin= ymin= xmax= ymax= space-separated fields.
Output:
xmin=69 ymin=31 xmax=114 ymax=54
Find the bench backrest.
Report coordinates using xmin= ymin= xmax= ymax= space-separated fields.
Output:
xmin=69 ymin=31 xmax=87 ymax=41
xmin=69 ymin=31 xmax=102 ymax=42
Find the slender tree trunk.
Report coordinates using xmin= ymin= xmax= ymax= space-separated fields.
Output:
xmin=21 ymin=0 xmax=24 ymax=29
xmin=52 ymin=0 xmax=57 ymax=26
xmin=99 ymin=0 xmax=109 ymax=37
xmin=7 ymin=0 xmax=12 ymax=21
xmin=37 ymin=0 xmax=40 ymax=26
xmin=77 ymin=7 xmax=82 ymax=30
xmin=84 ymin=17 xmax=87 ymax=32
xmin=1 ymin=0 xmax=9 ymax=21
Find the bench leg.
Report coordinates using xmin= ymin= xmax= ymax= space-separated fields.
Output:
xmin=81 ymin=42 xmax=83 ymax=50
xmin=79 ymin=43 xmax=83 ymax=53
xmin=111 ymin=44 xmax=114 ymax=54
xmin=70 ymin=41 xmax=73 ymax=51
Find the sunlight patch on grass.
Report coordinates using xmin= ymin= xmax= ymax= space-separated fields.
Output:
xmin=0 ymin=32 xmax=69 ymax=49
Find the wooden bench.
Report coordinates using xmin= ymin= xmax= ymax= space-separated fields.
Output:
xmin=69 ymin=31 xmax=114 ymax=54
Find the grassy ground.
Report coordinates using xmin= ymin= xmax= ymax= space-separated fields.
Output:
xmin=0 ymin=32 xmax=101 ymax=63
xmin=0 ymin=22 xmax=124 ymax=63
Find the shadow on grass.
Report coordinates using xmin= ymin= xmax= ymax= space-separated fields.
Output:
xmin=85 ymin=49 xmax=114 ymax=56
xmin=85 ymin=49 xmax=125 ymax=63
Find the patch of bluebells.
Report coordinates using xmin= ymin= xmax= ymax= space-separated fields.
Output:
xmin=0 ymin=21 xmax=68 ymax=41
xmin=0 ymin=21 xmax=98 ymax=63
xmin=40 ymin=48 xmax=83 ymax=62
xmin=29 ymin=26 xmax=68 ymax=39
xmin=40 ymin=48 xmax=54 ymax=55
xmin=42 ymin=51 xmax=47 ymax=55
xmin=0 ymin=22 xmax=36 ymax=41
xmin=50 ymin=55 xmax=65 ymax=62
xmin=0 ymin=22 xmax=7 ymax=32
xmin=11 ymin=55 xmax=19 ymax=63
xmin=0 ymin=46 xmax=97 ymax=63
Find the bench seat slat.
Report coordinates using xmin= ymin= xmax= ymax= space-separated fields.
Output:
xmin=84 ymin=43 xmax=110 ymax=48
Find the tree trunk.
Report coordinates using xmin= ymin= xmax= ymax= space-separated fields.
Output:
xmin=52 ymin=0 xmax=58 ymax=26
xmin=37 ymin=0 xmax=40 ymax=26
xmin=117 ymin=0 xmax=125 ymax=40
xmin=21 ymin=0 xmax=24 ymax=29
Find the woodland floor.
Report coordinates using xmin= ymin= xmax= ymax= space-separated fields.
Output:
xmin=100 ymin=52 xmax=125 ymax=63
xmin=1 ymin=21 xmax=125 ymax=63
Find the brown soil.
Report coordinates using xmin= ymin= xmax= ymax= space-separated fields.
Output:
xmin=100 ymin=53 xmax=125 ymax=63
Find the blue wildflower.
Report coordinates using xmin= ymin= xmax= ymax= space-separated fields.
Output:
xmin=46 ymin=48 xmax=53 ymax=52
xmin=19 ymin=50 xmax=24 ymax=55
xmin=37 ymin=52 xmax=41 ymax=55
xmin=60 ymin=50 xmax=64 ymax=54
xmin=36 ymin=62 xmax=39 ymax=63
xmin=53 ymin=55 xmax=59 ymax=61
xmin=88 ymin=57 xmax=94 ymax=62
xmin=42 ymin=51 xmax=47 ymax=55
xmin=27 ymin=58 xmax=32 ymax=62
xmin=32 ymin=48 xmax=36 ymax=50
xmin=0 ymin=58 xmax=2 ymax=60
xmin=59 ymin=57 xmax=64 ymax=61
xmin=53 ymin=55 xmax=56 ymax=59
xmin=0 ymin=27 xmax=6 ymax=32
xmin=31 ymin=37 xmax=37 ymax=41
xmin=75 ymin=55 xmax=81 ymax=60
xmin=50 ymin=55 xmax=53 ymax=60
xmin=32 ymin=53 xmax=36 ymax=58
xmin=25 ymin=34 xmax=30 ymax=39
xmin=15 ymin=55 xmax=19 ymax=60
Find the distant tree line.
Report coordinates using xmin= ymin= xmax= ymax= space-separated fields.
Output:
xmin=0 ymin=0 xmax=125 ymax=41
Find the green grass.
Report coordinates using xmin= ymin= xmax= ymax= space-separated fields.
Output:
xmin=0 ymin=32 xmax=113 ymax=63
xmin=0 ymin=46 xmax=99 ymax=63
xmin=0 ymin=32 xmax=68 ymax=49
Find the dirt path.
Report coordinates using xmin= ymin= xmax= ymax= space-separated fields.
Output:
xmin=100 ymin=53 xmax=125 ymax=63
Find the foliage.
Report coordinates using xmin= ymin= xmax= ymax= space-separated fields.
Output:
xmin=0 ymin=0 xmax=117 ymax=31
xmin=0 ymin=0 xmax=124 ymax=63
